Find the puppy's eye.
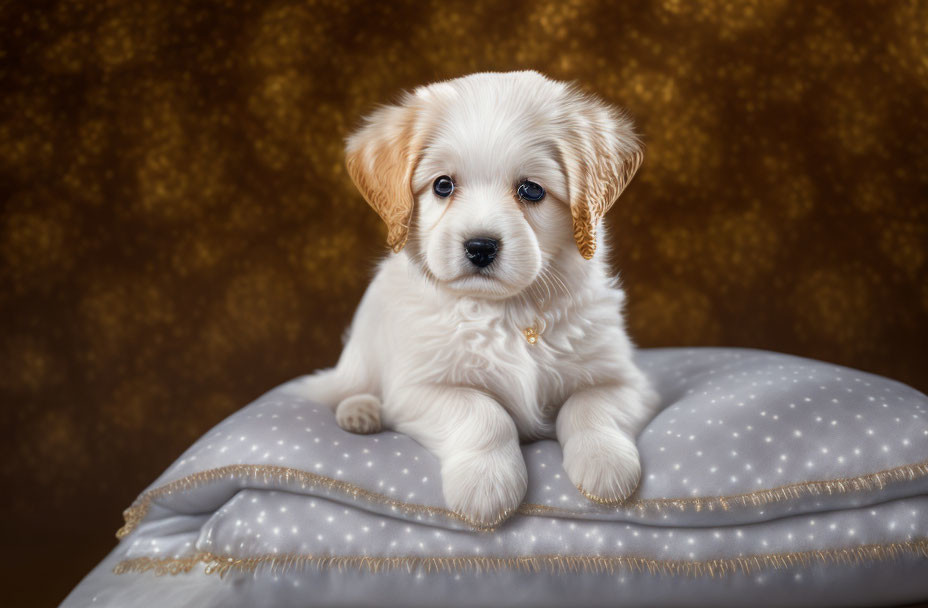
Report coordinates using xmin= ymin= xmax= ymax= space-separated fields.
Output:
xmin=517 ymin=180 xmax=545 ymax=203
xmin=433 ymin=175 xmax=454 ymax=198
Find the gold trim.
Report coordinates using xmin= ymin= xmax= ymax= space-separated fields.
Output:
xmin=113 ymin=539 xmax=928 ymax=578
xmin=118 ymin=459 xmax=928 ymax=539
xmin=558 ymin=459 xmax=928 ymax=512
xmin=116 ymin=461 xmax=928 ymax=538
xmin=117 ymin=464 xmax=509 ymax=539
xmin=576 ymin=484 xmax=623 ymax=506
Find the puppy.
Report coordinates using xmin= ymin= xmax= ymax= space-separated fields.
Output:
xmin=300 ymin=71 xmax=659 ymax=527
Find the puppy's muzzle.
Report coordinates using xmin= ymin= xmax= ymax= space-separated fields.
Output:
xmin=464 ymin=237 xmax=499 ymax=268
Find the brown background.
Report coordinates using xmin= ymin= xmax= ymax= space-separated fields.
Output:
xmin=2 ymin=0 xmax=927 ymax=605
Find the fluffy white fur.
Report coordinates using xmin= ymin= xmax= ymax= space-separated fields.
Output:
xmin=297 ymin=71 xmax=659 ymax=527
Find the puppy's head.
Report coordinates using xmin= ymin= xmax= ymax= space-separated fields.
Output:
xmin=346 ymin=71 xmax=642 ymax=299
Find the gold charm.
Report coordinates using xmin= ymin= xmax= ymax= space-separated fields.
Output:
xmin=523 ymin=326 xmax=540 ymax=345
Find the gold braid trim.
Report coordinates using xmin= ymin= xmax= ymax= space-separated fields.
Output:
xmin=117 ymin=464 xmax=509 ymax=539
xmin=113 ymin=539 xmax=928 ymax=578
xmin=554 ymin=458 xmax=928 ymax=513
xmin=118 ymin=460 xmax=928 ymax=539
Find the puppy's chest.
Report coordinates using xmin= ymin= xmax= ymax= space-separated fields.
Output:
xmin=442 ymin=319 xmax=541 ymax=386
xmin=417 ymin=300 xmax=576 ymax=430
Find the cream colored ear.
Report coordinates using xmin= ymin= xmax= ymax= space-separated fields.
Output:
xmin=345 ymin=98 xmax=421 ymax=253
xmin=559 ymin=95 xmax=644 ymax=260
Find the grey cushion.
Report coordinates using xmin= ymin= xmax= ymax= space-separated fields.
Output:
xmin=62 ymin=348 xmax=928 ymax=608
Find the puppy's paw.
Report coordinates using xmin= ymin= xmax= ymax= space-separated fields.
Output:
xmin=335 ymin=394 xmax=382 ymax=434
xmin=441 ymin=445 xmax=527 ymax=528
xmin=562 ymin=430 xmax=641 ymax=504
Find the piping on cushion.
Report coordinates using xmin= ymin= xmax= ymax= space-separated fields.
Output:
xmin=118 ymin=460 xmax=928 ymax=538
xmin=113 ymin=538 xmax=928 ymax=578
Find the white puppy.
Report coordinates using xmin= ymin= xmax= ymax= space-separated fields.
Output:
xmin=299 ymin=71 xmax=659 ymax=528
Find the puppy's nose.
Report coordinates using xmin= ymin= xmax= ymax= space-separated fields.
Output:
xmin=464 ymin=237 xmax=499 ymax=268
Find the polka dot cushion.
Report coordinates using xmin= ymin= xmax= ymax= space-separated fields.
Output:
xmin=63 ymin=348 xmax=928 ymax=608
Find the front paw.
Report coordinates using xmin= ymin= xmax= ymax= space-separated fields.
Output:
xmin=441 ymin=445 xmax=527 ymax=528
xmin=562 ymin=430 xmax=641 ymax=504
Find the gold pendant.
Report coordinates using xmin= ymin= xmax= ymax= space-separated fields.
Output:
xmin=523 ymin=326 xmax=540 ymax=345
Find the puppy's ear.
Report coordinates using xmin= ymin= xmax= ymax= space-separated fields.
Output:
xmin=559 ymin=93 xmax=643 ymax=260
xmin=345 ymin=96 xmax=421 ymax=253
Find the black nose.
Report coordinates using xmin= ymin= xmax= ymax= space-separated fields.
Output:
xmin=464 ymin=237 xmax=499 ymax=268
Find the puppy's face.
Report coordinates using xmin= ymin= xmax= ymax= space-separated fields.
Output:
xmin=346 ymin=71 xmax=643 ymax=300
xmin=407 ymin=82 xmax=573 ymax=298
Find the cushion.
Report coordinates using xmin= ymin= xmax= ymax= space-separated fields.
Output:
xmin=62 ymin=348 xmax=928 ymax=608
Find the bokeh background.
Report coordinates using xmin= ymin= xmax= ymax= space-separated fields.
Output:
xmin=2 ymin=0 xmax=927 ymax=604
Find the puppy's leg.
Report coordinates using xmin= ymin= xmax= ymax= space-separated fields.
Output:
xmin=386 ymin=385 xmax=527 ymax=528
xmin=557 ymin=382 xmax=658 ymax=504
xmin=335 ymin=394 xmax=382 ymax=434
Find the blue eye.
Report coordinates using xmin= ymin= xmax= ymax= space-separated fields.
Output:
xmin=517 ymin=180 xmax=545 ymax=202
xmin=433 ymin=175 xmax=454 ymax=198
